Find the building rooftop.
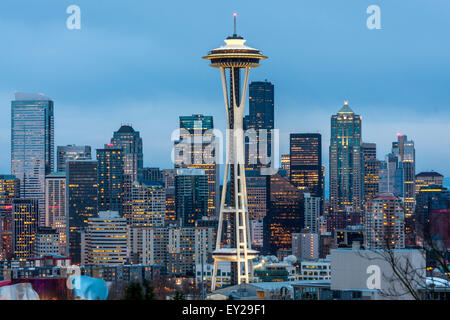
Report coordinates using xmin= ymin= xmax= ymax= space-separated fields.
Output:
xmin=416 ymin=171 xmax=443 ymax=178
xmin=337 ymin=101 xmax=354 ymax=114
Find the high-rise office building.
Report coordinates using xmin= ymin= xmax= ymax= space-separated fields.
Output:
xmin=292 ymin=232 xmax=319 ymax=261
xmin=45 ymin=172 xmax=67 ymax=256
xmin=281 ymin=154 xmax=290 ymax=178
xmin=109 ymin=125 xmax=143 ymax=221
xmin=263 ymin=173 xmax=304 ymax=255
xmin=244 ymin=80 xmax=275 ymax=171
xmin=175 ymin=169 xmax=208 ymax=226
xmin=174 ymin=115 xmax=219 ymax=217
xmin=0 ymin=175 xmax=20 ymax=261
xmin=246 ymin=170 xmax=267 ymax=220
xmin=163 ymin=169 xmax=177 ymax=222
xmin=131 ymin=181 xmax=165 ymax=227
xmin=56 ymin=145 xmax=91 ymax=172
xmin=304 ymin=193 xmax=321 ymax=234
xmin=392 ymin=134 xmax=416 ymax=216
xmin=66 ymin=160 xmax=98 ymax=264
xmin=290 ymin=133 xmax=323 ymax=200
xmin=415 ymin=172 xmax=444 ymax=195
xmin=329 ymin=102 xmax=363 ymax=214
xmin=34 ymin=227 xmax=60 ymax=257
xmin=379 ymin=153 xmax=404 ymax=197
xmin=11 ymin=92 xmax=54 ymax=226
xmin=82 ymin=211 xmax=127 ymax=265
xmin=365 ymin=193 xmax=405 ymax=249
xmin=362 ymin=143 xmax=380 ymax=203
xmin=143 ymin=167 xmax=164 ymax=184
xmin=97 ymin=148 xmax=124 ymax=215
xmin=12 ymin=199 xmax=39 ymax=259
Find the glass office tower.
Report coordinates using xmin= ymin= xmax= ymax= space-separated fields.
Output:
xmin=11 ymin=92 xmax=54 ymax=226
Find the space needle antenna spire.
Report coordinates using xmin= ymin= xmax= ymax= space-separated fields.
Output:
xmin=233 ymin=13 xmax=237 ymax=35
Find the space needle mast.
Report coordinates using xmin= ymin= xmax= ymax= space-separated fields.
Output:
xmin=203 ymin=13 xmax=268 ymax=289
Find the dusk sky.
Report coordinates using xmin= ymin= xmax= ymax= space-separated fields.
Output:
xmin=1 ymin=0 xmax=450 ymax=187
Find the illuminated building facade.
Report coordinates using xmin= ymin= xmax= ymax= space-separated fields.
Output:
xmin=163 ymin=169 xmax=177 ymax=222
xmin=131 ymin=181 xmax=165 ymax=227
xmin=56 ymin=145 xmax=91 ymax=172
xmin=361 ymin=143 xmax=380 ymax=203
xmin=175 ymin=169 xmax=208 ymax=226
xmin=392 ymin=134 xmax=416 ymax=216
xmin=109 ymin=125 xmax=143 ymax=221
xmin=0 ymin=175 xmax=20 ymax=260
xmin=304 ymin=192 xmax=321 ymax=234
xmin=244 ymin=80 xmax=275 ymax=171
xmin=365 ymin=193 xmax=405 ymax=249
xmin=83 ymin=211 xmax=128 ymax=265
xmin=12 ymin=199 xmax=39 ymax=259
xmin=329 ymin=102 xmax=363 ymax=214
xmin=97 ymin=148 xmax=124 ymax=215
xmin=415 ymin=172 xmax=444 ymax=195
xmin=45 ymin=172 xmax=67 ymax=255
xmin=245 ymin=170 xmax=267 ymax=221
xmin=34 ymin=227 xmax=60 ymax=257
xmin=290 ymin=133 xmax=323 ymax=200
xmin=11 ymin=92 xmax=54 ymax=226
xmin=281 ymin=154 xmax=290 ymax=178
xmin=66 ymin=160 xmax=98 ymax=264
xmin=174 ymin=114 xmax=219 ymax=217
xmin=264 ymin=172 xmax=304 ymax=255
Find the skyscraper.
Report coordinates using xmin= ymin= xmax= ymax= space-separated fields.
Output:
xmin=290 ymin=133 xmax=323 ymax=200
xmin=415 ymin=172 xmax=444 ymax=194
xmin=45 ymin=172 xmax=67 ymax=255
xmin=66 ymin=160 xmax=98 ymax=264
xmin=203 ymin=17 xmax=267 ymax=287
xmin=56 ymin=145 xmax=91 ymax=172
xmin=12 ymin=199 xmax=39 ymax=259
xmin=362 ymin=143 xmax=380 ymax=203
xmin=11 ymin=92 xmax=54 ymax=226
xmin=97 ymin=148 xmax=124 ymax=214
xmin=0 ymin=175 xmax=20 ymax=261
xmin=109 ymin=125 xmax=143 ymax=221
xmin=263 ymin=173 xmax=304 ymax=255
xmin=244 ymin=80 xmax=274 ymax=171
xmin=304 ymin=192 xmax=321 ymax=234
xmin=83 ymin=211 xmax=127 ymax=265
xmin=174 ymin=114 xmax=219 ymax=217
xmin=392 ymin=134 xmax=416 ymax=216
xmin=175 ymin=169 xmax=208 ymax=226
xmin=365 ymin=193 xmax=405 ymax=249
xmin=245 ymin=170 xmax=267 ymax=221
xmin=131 ymin=181 xmax=166 ymax=227
xmin=329 ymin=101 xmax=363 ymax=214
xmin=281 ymin=154 xmax=290 ymax=178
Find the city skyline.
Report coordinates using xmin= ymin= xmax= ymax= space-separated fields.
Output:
xmin=0 ymin=1 xmax=449 ymax=183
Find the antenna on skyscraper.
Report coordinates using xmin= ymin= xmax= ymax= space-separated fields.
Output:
xmin=233 ymin=13 xmax=237 ymax=35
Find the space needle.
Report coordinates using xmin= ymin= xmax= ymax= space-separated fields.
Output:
xmin=203 ymin=13 xmax=267 ymax=289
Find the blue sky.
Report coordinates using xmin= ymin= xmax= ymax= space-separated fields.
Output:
xmin=0 ymin=0 xmax=449 ymax=186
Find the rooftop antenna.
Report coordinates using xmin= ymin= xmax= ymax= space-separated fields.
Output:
xmin=233 ymin=13 xmax=237 ymax=35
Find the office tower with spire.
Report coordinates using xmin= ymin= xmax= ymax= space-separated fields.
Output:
xmin=108 ymin=125 xmax=143 ymax=221
xmin=203 ymin=14 xmax=267 ymax=288
xmin=290 ymin=133 xmax=323 ymax=200
xmin=57 ymin=145 xmax=91 ymax=172
xmin=244 ymin=80 xmax=274 ymax=171
xmin=174 ymin=114 xmax=219 ymax=217
xmin=329 ymin=101 xmax=363 ymax=215
xmin=11 ymin=92 xmax=54 ymax=226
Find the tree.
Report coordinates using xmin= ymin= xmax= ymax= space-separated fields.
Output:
xmin=172 ymin=290 xmax=185 ymax=300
